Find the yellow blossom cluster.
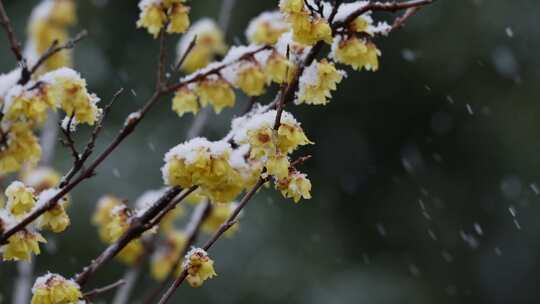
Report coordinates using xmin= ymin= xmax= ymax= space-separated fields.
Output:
xmin=276 ymin=171 xmax=312 ymax=203
xmin=230 ymin=110 xmax=313 ymax=202
xmin=1 ymin=230 xmax=46 ymax=261
xmin=171 ymin=77 xmax=235 ymax=117
xmin=332 ymin=37 xmax=381 ymax=71
xmin=172 ymin=45 xmax=295 ymax=117
xmin=40 ymin=68 xmax=102 ymax=125
xmin=150 ymin=230 xmax=187 ymax=280
xmin=92 ymin=197 xmax=144 ymax=265
xmin=162 ymin=138 xmax=252 ymax=203
xmin=26 ymin=0 xmax=77 ymax=72
xmin=279 ymin=0 xmax=332 ymax=45
xmin=246 ymin=11 xmax=289 ymax=45
xmin=183 ymin=248 xmax=217 ymax=287
xmin=0 ymin=68 xmax=101 ymax=175
xmin=0 ymin=122 xmax=42 ymax=176
xmin=233 ymin=110 xmax=312 ymax=179
xmin=263 ymin=51 xmax=296 ymax=84
xmin=296 ymin=59 xmax=346 ymax=105
xmin=0 ymin=181 xmax=70 ymax=261
xmin=31 ymin=273 xmax=82 ymax=304
xmin=177 ymin=19 xmax=228 ymax=73
xmin=137 ymin=0 xmax=190 ymax=38
xmin=234 ymin=62 xmax=267 ymax=96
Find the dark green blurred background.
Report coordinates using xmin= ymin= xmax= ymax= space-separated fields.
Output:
xmin=2 ymin=0 xmax=540 ymax=303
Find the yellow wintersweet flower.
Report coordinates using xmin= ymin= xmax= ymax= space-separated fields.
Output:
xmin=117 ymin=240 xmax=144 ymax=265
xmin=233 ymin=110 xmax=312 ymax=180
xmin=92 ymin=195 xmax=123 ymax=242
xmin=105 ymin=205 xmax=131 ymax=242
xmin=352 ymin=15 xmax=372 ymax=33
xmin=276 ymin=171 xmax=312 ymax=203
xmin=185 ymin=189 xmax=206 ymax=205
xmin=183 ymin=248 xmax=217 ymax=287
xmin=201 ymin=203 xmax=240 ymax=236
xmin=150 ymin=230 xmax=187 ymax=281
xmin=196 ymin=78 xmax=236 ymax=113
xmin=99 ymin=204 xmax=144 ymax=265
xmin=297 ymin=59 xmax=345 ymax=105
xmin=2 ymin=230 xmax=46 ymax=261
xmin=178 ymin=19 xmax=227 ymax=73
xmin=162 ymin=138 xmax=244 ymax=203
xmin=265 ymin=52 xmax=295 ymax=84
xmin=0 ymin=122 xmax=41 ymax=175
xmin=48 ymin=0 xmax=77 ymax=26
xmin=279 ymin=0 xmax=305 ymax=14
xmin=246 ymin=11 xmax=289 ymax=45
xmin=167 ymin=2 xmax=190 ymax=34
xmin=277 ymin=123 xmax=313 ymax=154
xmin=245 ymin=127 xmax=275 ymax=159
xmin=235 ymin=110 xmax=312 ymax=161
xmin=36 ymin=203 xmax=70 ymax=233
xmin=289 ymin=13 xmax=332 ymax=45
xmin=235 ymin=64 xmax=267 ymax=96
xmin=266 ymin=154 xmax=290 ymax=180
xmin=21 ymin=167 xmax=62 ymax=193
xmin=30 ymin=21 xmax=71 ymax=71
xmin=333 ymin=37 xmax=381 ymax=71
xmin=3 ymin=84 xmax=56 ymax=125
xmin=41 ymin=68 xmax=101 ymax=125
xmin=31 ymin=273 xmax=82 ymax=304
xmin=5 ymin=181 xmax=36 ymax=218
xmin=137 ymin=2 xmax=167 ymax=38
xmin=137 ymin=0 xmax=191 ymax=38
xmin=172 ymin=87 xmax=199 ymax=117
xmin=27 ymin=0 xmax=76 ymax=71
xmin=35 ymin=190 xmax=70 ymax=233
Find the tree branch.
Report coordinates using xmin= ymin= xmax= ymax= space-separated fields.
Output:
xmin=334 ymin=0 xmax=433 ymax=30
xmin=26 ymin=30 xmax=88 ymax=83
xmin=82 ymin=279 xmax=126 ymax=299
xmin=0 ymin=0 xmax=25 ymax=65
xmin=74 ymin=186 xmax=197 ymax=287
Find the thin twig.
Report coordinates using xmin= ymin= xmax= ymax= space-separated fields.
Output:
xmin=27 ymin=30 xmax=88 ymax=82
xmin=334 ymin=0 xmax=433 ymax=30
xmin=59 ymin=114 xmax=80 ymax=163
xmin=156 ymin=29 xmax=167 ymax=91
xmin=165 ymin=45 xmax=270 ymax=93
xmin=0 ymin=0 xmax=26 ymax=65
xmin=390 ymin=6 xmax=423 ymax=31
xmin=82 ymin=279 xmax=126 ymax=299
xmin=59 ymin=88 xmax=124 ymax=188
xmin=111 ymin=268 xmax=140 ymax=304
xmin=174 ymin=35 xmax=197 ymax=72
